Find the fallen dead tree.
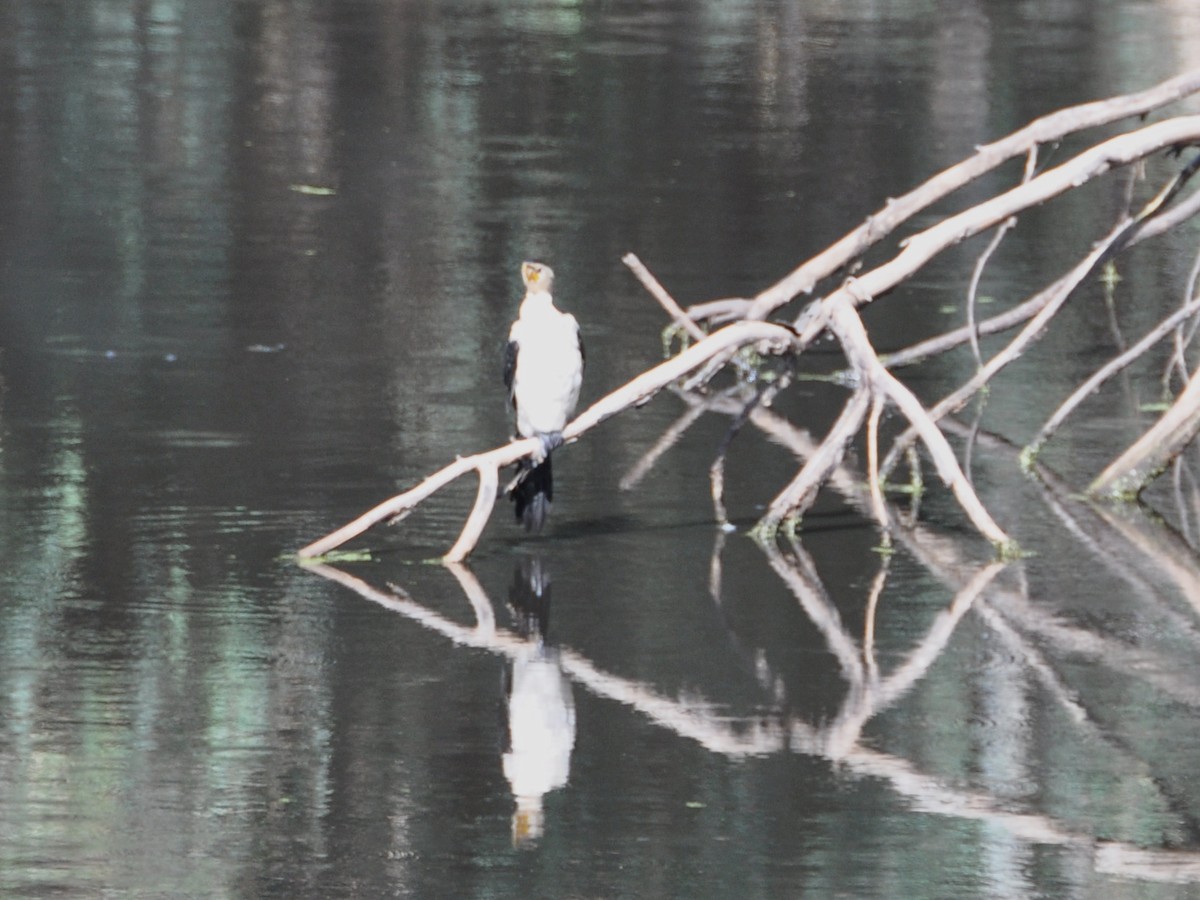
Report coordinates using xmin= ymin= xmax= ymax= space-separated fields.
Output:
xmin=299 ymin=68 xmax=1200 ymax=563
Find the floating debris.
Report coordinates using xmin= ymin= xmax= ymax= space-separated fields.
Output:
xmin=288 ymin=184 xmax=336 ymax=196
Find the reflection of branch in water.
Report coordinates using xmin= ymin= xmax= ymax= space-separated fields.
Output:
xmin=968 ymin=594 xmax=1200 ymax=838
xmin=445 ymin=562 xmax=495 ymax=637
xmin=1171 ymin=457 xmax=1194 ymax=547
xmin=972 ymin=601 xmax=1088 ymax=725
xmin=640 ymin=383 xmax=1200 ymax=722
xmin=862 ymin=555 xmax=890 ymax=680
xmin=765 ymin=537 xmax=866 ymax=686
xmin=619 ymin=383 xmax=876 ymax=536
xmin=1029 ymin=467 xmax=1200 ymax=644
xmin=710 ymin=378 xmax=790 ymax=527
xmin=992 ymin=590 xmax=1200 ymax=709
xmin=886 ymin=427 xmax=1200 ymax=831
xmin=840 ymin=746 xmax=1077 ymax=846
xmin=736 ymin=388 xmax=1200 ymax=710
xmin=887 ymin=506 xmax=1200 ymax=846
xmin=308 ymin=562 xmax=787 ymax=758
xmin=761 ymin=538 xmax=1006 ymax=759
xmin=1083 ymin=500 xmax=1200 ymax=627
xmin=638 ymin=381 xmax=1200 ymax=728
xmin=606 ymin=363 xmax=1200 ymax=876
xmin=941 ymin=421 xmax=1200 ymax=691
xmin=618 ymin=394 xmax=710 ymax=492
xmin=1095 ymin=844 xmax=1200 ymax=884
xmin=305 ymin=560 xmax=1200 ymax=882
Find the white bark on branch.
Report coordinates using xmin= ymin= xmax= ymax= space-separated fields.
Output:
xmin=826 ymin=298 xmax=1014 ymax=550
xmin=297 ymin=319 xmax=799 ymax=560
xmin=298 ymin=75 xmax=1200 ymax=564
xmin=883 ymin=185 xmax=1200 ymax=370
xmin=802 ymin=117 xmax=1200 ymax=337
xmin=1089 ymin=364 xmax=1200 ymax=500
xmin=744 ymin=68 xmax=1200 ymax=321
xmin=621 ymin=252 xmax=707 ymax=343
xmin=877 ymin=218 xmax=1133 ymax=482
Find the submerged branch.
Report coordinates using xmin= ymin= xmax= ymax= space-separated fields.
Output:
xmin=1089 ymin=363 xmax=1200 ymax=500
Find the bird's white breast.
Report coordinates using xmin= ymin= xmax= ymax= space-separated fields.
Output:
xmin=509 ymin=297 xmax=583 ymax=437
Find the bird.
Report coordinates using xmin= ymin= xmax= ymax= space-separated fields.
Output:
xmin=503 ymin=261 xmax=585 ymax=532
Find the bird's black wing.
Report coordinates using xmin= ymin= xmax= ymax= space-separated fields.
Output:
xmin=578 ymin=330 xmax=586 ymax=374
xmin=503 ymin=340 xmax=518 ymax=398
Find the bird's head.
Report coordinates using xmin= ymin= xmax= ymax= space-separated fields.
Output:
xmin=521 ymin=261 xmax=555 ymax=294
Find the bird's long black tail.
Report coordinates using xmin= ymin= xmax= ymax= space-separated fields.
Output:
xmin=510 ymin=454 xmax=553 ymax=533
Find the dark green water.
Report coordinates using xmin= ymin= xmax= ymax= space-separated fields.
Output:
xmin=3 ymin=1 xmax=1200 ymax=897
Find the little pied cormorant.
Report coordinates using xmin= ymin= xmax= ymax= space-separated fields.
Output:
xmin=503 ymin=261 xmax=585 ymax=532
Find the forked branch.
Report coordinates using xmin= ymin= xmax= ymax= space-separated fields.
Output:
xmin=298 ymin=71 xmax=1200 ymax=562
xmin=298 ymin=319 xmax=799 ymax=561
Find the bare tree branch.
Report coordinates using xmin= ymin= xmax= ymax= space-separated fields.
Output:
xmin=298 ymin=319 xmax=798 ymax=560
xmin=745 ymin=69 xmax=1200 ymax=320
xmin=298 ymin=76 xmax=1200 ymax=562
xmin=754 ymin=388 xmax=871 ymax=537
xmin=826 ymin=297 xmax=1014 ymax=549
xmin=878 ymin=217 xmax=1133 ymax=483
xmin=621 ymin=252 xmax=708 ymax=343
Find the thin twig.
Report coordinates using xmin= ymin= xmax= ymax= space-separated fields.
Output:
xmin=1165 ymin=242 xmax=1200 ymax=392
xmin=866 ymin=394 xmax=891 ymax=539
xmin=965 ymin=222 xmax=1010 ymax=367
xmin=879 ymin=217 xmax=1135 ymax=483
xmin=622 ymin=253 xmax=707 ymax=342
xmin=965 ymin=149 xmax=1036 ymax=366
xmin=1027 ymin=292 xmax=1200 ymax=460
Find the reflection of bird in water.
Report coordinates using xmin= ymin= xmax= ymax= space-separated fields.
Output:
xmin=503 ymin=261 xmax=585 ymax=532
xmin=501 ymin=556 xmax=576 ymax=848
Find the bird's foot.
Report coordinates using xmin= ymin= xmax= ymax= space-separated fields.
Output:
xmin=525 ymin=431 xmax=564 ymax=464
xmin=537 ymin=431 xmax=564 ymax=460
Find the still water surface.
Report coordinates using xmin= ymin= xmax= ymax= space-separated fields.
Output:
xmin=4 ymin=1 xmax=1200 ymax=897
